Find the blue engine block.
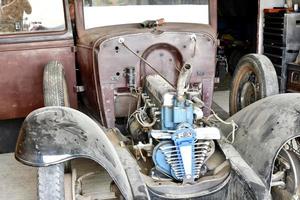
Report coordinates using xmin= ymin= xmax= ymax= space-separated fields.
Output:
xmin=153 ymin=127 xmax=199 ymax=181
xmin=161 ymin=97 xmax=194 ymax=130
xmin=153 ymin=96 xmax=202 ymax=182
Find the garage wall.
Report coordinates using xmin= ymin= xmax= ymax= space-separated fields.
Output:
xmin=258 ymin=0 xmax=285 ymax=54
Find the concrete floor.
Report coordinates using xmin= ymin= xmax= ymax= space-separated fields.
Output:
xmin=213 ymin=90 xmax=230 ymax=113
xmin=0 ymin=153 xmax=37 ymax=200
xmin=0 ymin=154 xmax=116 ymax=200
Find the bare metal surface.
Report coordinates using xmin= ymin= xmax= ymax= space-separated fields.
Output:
xmin=119 ymin=39 xmax=175 ymax=88
xmin=176 ymin=64 xmax=192 ymax=101
xmin=271 ymin=148 xmax=300 ymax=199
xmin=219 ymin=142 xmax=271 ymax=200
xmin=15 ymin=106 xmax=133 ymax=199
xmin=222 ymin=93 xmax=300 ymax=190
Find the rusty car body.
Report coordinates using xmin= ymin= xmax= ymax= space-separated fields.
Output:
xmin=0 ymin=0 xmax=77 ymax=120
xmin=0 ymin=0 xmax=299 ymax=199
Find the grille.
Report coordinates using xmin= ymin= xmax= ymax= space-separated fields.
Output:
xmin=160 ymin=140 xmax=213 ymax=180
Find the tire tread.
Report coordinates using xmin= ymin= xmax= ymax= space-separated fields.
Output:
xmin=43 ymin=61 xmax=65 ymax=106
xmin=38 ymin=164 xmax=65 ymax=200
xmin=229 ymin=54 xmax=279 ymax=115
xmin=38 ymin=60 xmax=67 ymax=200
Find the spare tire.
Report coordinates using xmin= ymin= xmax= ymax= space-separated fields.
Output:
xmin=229 ymin=54 xmax=279 ymax=115
xmin=43 ymin=61 xmax=69 ymax=107
xmin=38 ymin=61 xmax=69 ymax=200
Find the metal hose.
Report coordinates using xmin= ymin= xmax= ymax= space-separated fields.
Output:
xmin=177 ymin=63 xmax=192 ymax=101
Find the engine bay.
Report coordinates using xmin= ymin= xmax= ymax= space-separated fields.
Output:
xmin=122 ymin=63 xmax=230 ymax=189
xmin=90 ymin=28 xmax=231 ymax=190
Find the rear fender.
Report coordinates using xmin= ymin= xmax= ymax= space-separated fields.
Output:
xmin=15 ymin=106 xmax=133 ymax=200
xmin=221 ymin=94 xmax=300 ymax=190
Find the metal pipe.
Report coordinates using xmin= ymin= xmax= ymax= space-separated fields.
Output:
xmin=271 ymin=171 xmax=285 ymax=182
xmin=119 ymin=38 xmax=175 ymax=88
xmin=177 ymin=63 xmax=192 ymax=102
xmin=271 ymin=181 xmax=286 ymax=187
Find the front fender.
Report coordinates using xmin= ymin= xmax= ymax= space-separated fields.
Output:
xmin=221 ymin=94 xmax=300 ymax=190
xmin=15 ymin=106 xmax=133 ymax=200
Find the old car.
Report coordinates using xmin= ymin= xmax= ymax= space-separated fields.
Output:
xmin=0 ymin=0 xmax=299 ymax=199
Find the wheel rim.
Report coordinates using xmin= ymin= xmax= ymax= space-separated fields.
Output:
xmin=240 ymin=81 xmax=257 ymax=109
xmin=232 ymin=64 xmax=262 ymax=112
xmin=272 ymin=138 xmax=300 ymax=199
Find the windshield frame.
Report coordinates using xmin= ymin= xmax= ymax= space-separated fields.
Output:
xmin=0 ymin=0 xmax=72 ymax=43
xmin=83 ymin=0 xmax=210 ymax=29
xmin=75 ymin=0 xmax=217 ymax=36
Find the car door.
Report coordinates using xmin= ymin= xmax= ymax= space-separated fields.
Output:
xmin=0 ymin=0 xmax=77 ymax=120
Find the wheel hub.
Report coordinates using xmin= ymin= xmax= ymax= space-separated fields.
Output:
xmin=272 ymin=140 xmax=300 ymax=199
xmin=240 ymin=81 xmax=257 ymax=109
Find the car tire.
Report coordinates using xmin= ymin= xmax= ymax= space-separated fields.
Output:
xmin=229 ymin=54 xmax=279 ymax=115
xmin=43 ymin=60 xmax=70 ymax=107
xmin=38 ymin=164 xmax=65 ymax=200
xmin=37 ymin=61 xmax=69 ymax=200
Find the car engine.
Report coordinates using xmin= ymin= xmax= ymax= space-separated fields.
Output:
xmin=128 ymin=63 xmax=222 ymax=183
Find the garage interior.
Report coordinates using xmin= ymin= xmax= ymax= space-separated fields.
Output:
xmin=0 ymin=0 xmax=300 ymax=199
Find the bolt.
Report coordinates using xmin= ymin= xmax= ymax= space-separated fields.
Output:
xmin=118 ymin=37 xmax=125 ymax=44
xmin=190 ymin=34 xmax=197 ymax=41
xmin=186 ymin=174 xmax=192 ymax=179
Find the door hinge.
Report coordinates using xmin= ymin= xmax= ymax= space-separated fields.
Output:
xmin=214 ymin=77 xmax=220 ymax=84
xmin=71 ymin=46 xmax=77 ymax=53
xmin=74 ymin=85 xmax=85 ymax=93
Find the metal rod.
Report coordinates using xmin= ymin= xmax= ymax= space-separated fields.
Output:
xmin=119 ymin=38 xmax=175 ymax=87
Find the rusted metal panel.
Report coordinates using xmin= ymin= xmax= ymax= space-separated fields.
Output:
xmin=74 ymin=0 xmax=218 ymax=127
xmin=74 ymin=0 xmax=85 ymax=38
xmin=76 ymin=45 xmax=101 ymax=119
xmin=77 ymin=24 xmax=217 ymax=127
xmin=209 ymin=0 xmax=217 ymax=30
xmin=0 ymin=40 xmax=74 ymax=51
xmin=0 ymin=0 xmax=77 ymax=120
xmin=0 ymin=43 xmax=77 ymax=120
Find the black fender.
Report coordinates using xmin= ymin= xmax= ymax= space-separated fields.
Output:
xmin=15 ymin=106 xmax=137 ymax=199
xmin=221 ymin=93 xmax=300 ymax=190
